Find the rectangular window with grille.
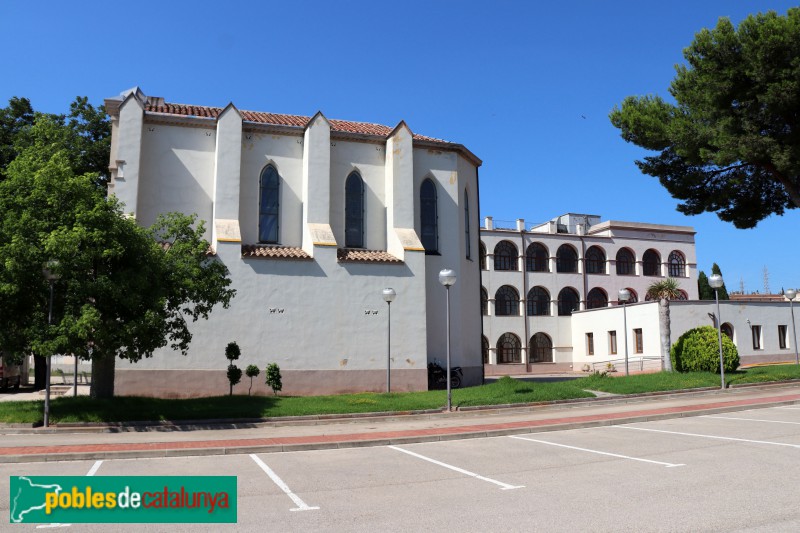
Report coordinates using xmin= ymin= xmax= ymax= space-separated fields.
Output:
xmin=778 ymin=325 xmax=787 ymax=350
xmin=586 ymin=333 xmax=594 ymax=356
xmin=634 ymin=328 xmax=643 ymax=353
xmin=608 ymin=331 xmax=617 ymax=355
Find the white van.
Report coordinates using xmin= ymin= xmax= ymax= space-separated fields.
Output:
xmin=0 ymin=353 xmax=22 ymax=390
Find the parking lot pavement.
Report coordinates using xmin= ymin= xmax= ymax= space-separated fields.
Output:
xmin=4 ymin=405 xmax=800 ymax=531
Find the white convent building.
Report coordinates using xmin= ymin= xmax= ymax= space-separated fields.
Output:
xmin=479 ymin=214 xmax=699 ymax=374
xmin=480 ymin=214 xmax=796 ymax=373
xmin=105 ymin=88 xmax=482 ymax=397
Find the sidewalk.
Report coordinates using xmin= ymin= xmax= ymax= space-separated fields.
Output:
xmin=2 ymin=382 xmax=799 ymax=463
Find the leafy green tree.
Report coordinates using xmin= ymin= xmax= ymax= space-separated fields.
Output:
xmin=266 ymin=363 xmax=282 ymax=396
xmin=710 ymin=263 xmax=730 ymax=300
xmin=646 ymin=278 xmax=683 ymax=372
xmin=0 ymin=114 xmax=235 ymax=399
xmin=245 ymin=364 xmax=260 ymax=396
xmin=609 ymin=9 xmax=800 ymax=228
xmin=1 ymin=96 xmax=109 ymax=185
xmin=697 ymin=271 xmax=714 ymax=300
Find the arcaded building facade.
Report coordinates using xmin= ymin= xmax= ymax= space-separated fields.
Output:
xmin=105 ymin=88 xmax=482 ymax=397
xmin=479 ymin=214 xmax=698 ymax=374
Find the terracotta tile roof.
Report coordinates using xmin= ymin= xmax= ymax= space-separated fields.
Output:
xmin=337 ymin=248 xmax=403 ymax=264
xmin=144 ymin=102 xmax=447 ymax=143
xmin=241 ymin=244 xmax=311 ymax=260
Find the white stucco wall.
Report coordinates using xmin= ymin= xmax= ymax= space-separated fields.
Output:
xmin=137 ymin=123 xmax=216 ymax=239
xmin=122 ymin=243 xmax=428 ymax=372
xmin=570 ymin=300 xmax=798 ymax=368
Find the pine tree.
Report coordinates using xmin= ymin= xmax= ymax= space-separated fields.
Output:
xmin=697 ymin=271 xmax=714 ymax=300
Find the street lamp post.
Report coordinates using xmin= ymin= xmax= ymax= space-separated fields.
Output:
xmin=786 ymin=289 xmax=799 ymax=366
xmin=438 ymin=269 xmax=457 ymax=411
xmin=42 ymin=260 xmax=61 ymax=427
xmin=709 ymin=274 xmax=725 ymax=390
xmin=618 ymin=289 xmax=631 ymax=376
xmin=382 ymin=288 xmax=396 ymax=393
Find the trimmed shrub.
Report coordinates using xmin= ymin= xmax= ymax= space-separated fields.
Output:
xmin=225 ymin=342 xmax=241 ymax=363
xmin=245 ymin=364 xmax=260 ymax=396
xmin=227 ymin=365 xmax=242 ymax=396
xmin=266 ymin=363 xmax=282 ymax=396
xmin=671 ymin=326 xmax=739 ymax=373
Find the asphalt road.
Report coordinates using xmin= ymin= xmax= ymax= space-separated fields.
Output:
xmin=4 ymin=404 xmax=800 ymax=532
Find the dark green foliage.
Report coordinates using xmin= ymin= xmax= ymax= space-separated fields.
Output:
xmin=245 ymin=364 xmax=260 ymax=396
xmin=225 ymin=342 xmax=241 ymax=363
xmin=609 ymin=9 xmax=800 ymax=228
xmin=0 ymin=111 xmax=236 ymax=399
xmin=711 ymin=263 xmax=730 ymax=300
xmin=266 ymin=363 xmax=282 ymax=396
xmin=227 ymin=365 xmax=242 ymax=396
xmin=671 ymin=326 xmax=739 ymax=373
xmin=698 ymin=271 xmax=714 ymax=300
xmin=0 ymin=97 xmax=34 ymax=180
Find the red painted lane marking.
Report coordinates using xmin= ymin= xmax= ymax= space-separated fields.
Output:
xmin=2 ymin=393 xmax=799 ymax=457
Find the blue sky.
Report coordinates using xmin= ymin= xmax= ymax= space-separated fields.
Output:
xmin=1 ymin=0 xmax=797 ymax=294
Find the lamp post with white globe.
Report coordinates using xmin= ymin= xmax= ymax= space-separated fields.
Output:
xmin=42 ymin=260 xmax=61 ymax=427
xmin=438 ymin=269 xmax=457 ymax=411
xmin=382 ymin=288 xmax=396 ymax=393
xmin=786 ymin=289 xmax=798 ymax=366
xmin=709 ymin=274 xmax=725 ymax=389
xmin=618 ymin=289 xmax=631 ymax=376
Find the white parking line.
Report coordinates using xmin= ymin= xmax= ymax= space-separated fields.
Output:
xmin=774 ymin=406 xmax=800 ymax=410
xmin=703 ymin=415 xmax=800 ymax=426
xmin=388 ymin=445 xmax=524 ymax=490
xmin=508 ymin=435 xmax=685 ymax=468
xmin=249 ymin=454 xmax=319 ymax=512
xmin=36 ymin=461 xmax=103 ymax=529
xmin=611 ymin=425 xmax=800 ymax=448
xmin=86 ymin=461 xmax=103 ymax=477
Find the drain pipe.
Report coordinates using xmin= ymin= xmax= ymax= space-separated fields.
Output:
xmin=518 ymin=219 xmax=530 ymax=369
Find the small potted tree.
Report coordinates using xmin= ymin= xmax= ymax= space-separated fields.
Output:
xmin=266 ymin=363 xmax=282 ymax=396
xmin=225 ymin=342 xmax=242 ymax=396
xmin=245 ymin=364 xmax=260 ymax=396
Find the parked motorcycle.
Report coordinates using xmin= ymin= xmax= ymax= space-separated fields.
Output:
xmin=428 ymin=360 xmax=463 ymax=389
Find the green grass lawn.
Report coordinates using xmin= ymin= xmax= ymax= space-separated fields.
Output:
xmin=1 ymin=365 xmax=799 ymax=425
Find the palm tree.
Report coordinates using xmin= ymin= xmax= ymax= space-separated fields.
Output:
xmin=646 ymin=278 xmax=683 ymax=372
